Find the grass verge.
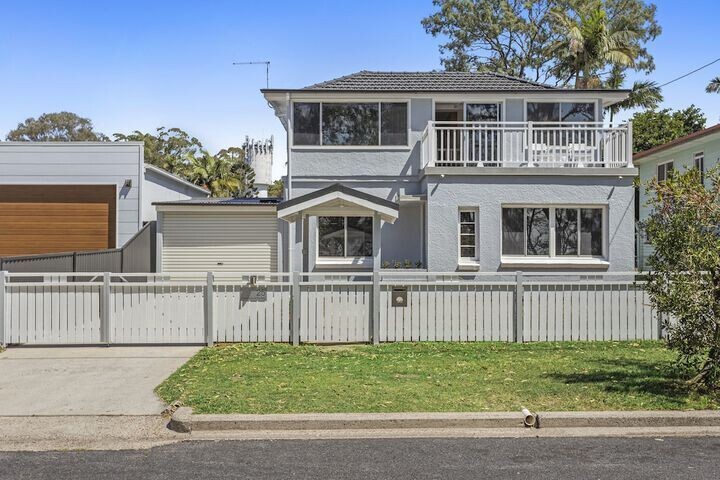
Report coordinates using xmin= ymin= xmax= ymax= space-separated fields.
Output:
xmin=156 ymin=341 xmax=719 ymax=414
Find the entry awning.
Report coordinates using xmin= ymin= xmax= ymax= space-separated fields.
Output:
xmin=277 ymin=184 xmax=399 ymax=223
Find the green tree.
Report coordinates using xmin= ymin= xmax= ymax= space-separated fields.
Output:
xmin=6 ymin=112 xmax=108 ymax=141
xmin=642 ymin=166 xmax=720 ymax=388
xmin=422 ymin=0 xmax=660 ymax=86
xmin=604 ymin=66 xmax=663 ymax=123
xmin=632 ymin=106 xmax=706 ymax=153
xmin=186 ymin=150 xmax=256 ymax=198
xmin=268 ymin=179 xmax=284 ymax=198
xmin=707 ymin=77 xmax=720 ymax=94
xmin=551 ymin=2 xmax=638 ymax=88
xmin=216 ymin=147 xmax=258 ymax=198
xmin=113 ymin=127 xmax=203 ymax=175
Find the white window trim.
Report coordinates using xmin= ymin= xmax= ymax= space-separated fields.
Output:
xmin=316 ymin=215 xmax=373 ymax=264
xmin=657 ymin=160 xmax=674 ymax=181
xmin=500 ymin=205 xmax=608 ymax=265
xmin=458 ymin=207 xmax=479 ymax=267
xmin=694 ymin=152 xmax=705 ymax=182
xmin=291 ymin=100 xmax=411 ymax=149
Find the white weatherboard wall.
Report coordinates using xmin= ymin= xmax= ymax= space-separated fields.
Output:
xmin=158 ymin=208 xmax=279 ymax=273
xmin=0 ymin=142 xmax=144 ymax=247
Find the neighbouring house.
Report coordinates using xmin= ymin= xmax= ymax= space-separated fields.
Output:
xmin=0 ymin=142 xmax=208 ymax=257
xmin=261 ymin=71 xmax=637 ymax=273
xmin=634 ymin=124 xmax=720 ymax=269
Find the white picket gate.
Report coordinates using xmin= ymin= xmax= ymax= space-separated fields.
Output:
xmin=0 ymin=271 xmax=660 ymax=346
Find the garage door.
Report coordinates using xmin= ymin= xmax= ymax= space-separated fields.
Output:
xmin=161 ymin=211 xmax=278 ymax=272
xmin=0 ymin=185 xmax=116 ymax=256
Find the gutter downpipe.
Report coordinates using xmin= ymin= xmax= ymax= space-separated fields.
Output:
xmin=286 ymin=92 xmax=293 ymax=274
xmin=286 ymin=92 xmax=292 ymax=200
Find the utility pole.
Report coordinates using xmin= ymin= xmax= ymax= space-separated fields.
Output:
xmin=233 ymin=60 xmax=270 ymax=88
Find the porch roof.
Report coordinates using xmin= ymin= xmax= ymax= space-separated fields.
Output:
xmin=277 ymin=184 xmax=399 ymax=223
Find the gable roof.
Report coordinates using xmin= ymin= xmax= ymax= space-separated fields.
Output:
xmin=298 ymin=70 xmax=557 ymax=92
xmin=278 ymin=183 xmax=399 ymax=223
xmin=633 ymin=124 xmax=720 ymax=162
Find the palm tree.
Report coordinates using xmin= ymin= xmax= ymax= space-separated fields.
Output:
xmin=185 ymin=151 xmax=241 ymax=197
xmin=604 ymin=66 xmax=663 ymax=123
xmin=185 ymin=150 xmax=257 ymax=198
xmin=707 ymin=77 xmax=720 ymax=93
xmin=552 ymin=2 xmax=638 ymax=88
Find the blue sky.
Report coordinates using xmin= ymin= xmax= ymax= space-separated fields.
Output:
xmin=1 ymin=0 xmax=718 ymax=179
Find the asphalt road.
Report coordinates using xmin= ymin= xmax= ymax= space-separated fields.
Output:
xmin=1 ymin=436 xmax=719 ymax=479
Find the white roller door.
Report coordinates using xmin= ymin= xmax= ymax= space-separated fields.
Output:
xmin=161 ymin=210 xmax=278 ymax=273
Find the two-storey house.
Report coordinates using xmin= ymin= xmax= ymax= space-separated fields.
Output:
xmin=262 ymin=71 xmax=636 ymax=273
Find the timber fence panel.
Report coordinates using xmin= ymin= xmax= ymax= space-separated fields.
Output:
xmin=5 ymin=280 xmax=102 ymax=344
xmin=212 ymin=274 xmax=291 ymax=343
xmin=110 ymin=280 xmax=205 ymax=344
xmin=299 ymin=274 xmax=372 ymax=343
xmin=1 ymin=271 xmax=662 ymax=345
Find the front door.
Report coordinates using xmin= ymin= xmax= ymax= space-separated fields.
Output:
xmin=435 ymin=107 xmax=462 ymax=165
xmin=465 ymin=103 xmax=501 ymax=166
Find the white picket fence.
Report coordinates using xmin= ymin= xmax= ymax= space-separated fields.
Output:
xmin=0 ymin=271 xmax=659 ymax=346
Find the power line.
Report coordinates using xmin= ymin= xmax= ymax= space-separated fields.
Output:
xmin=656 ymin=56 xmax=720 ymax=89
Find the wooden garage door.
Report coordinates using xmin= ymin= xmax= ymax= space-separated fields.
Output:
xmin=162 ymin=210 xmax=278 ymax=273
xmin=0 ymin=185 xmax=116 ymax=256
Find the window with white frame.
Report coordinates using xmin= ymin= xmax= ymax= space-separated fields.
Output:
xmin=657 ymin=160 xmax=674 ymax=182
xmin=501 ymin=207 xmax=605 ymax=258
xmin=526 ymin=102 xmax=596 ymax=122
xmin=694 ymin=152 xmax=705 ymax=184
xmin=459 ymin=210 xmax=478 ymax=261
xmin=292 ymin=102 xmax=408 ymax=147
xmin=318 ymin=216 xmax=373 ymax=258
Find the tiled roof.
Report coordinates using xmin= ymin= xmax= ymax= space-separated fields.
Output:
xmin=633 ymin=124 xmax=720 ymax=162
xmin=302 ymin=70 xmax=557 ymax=92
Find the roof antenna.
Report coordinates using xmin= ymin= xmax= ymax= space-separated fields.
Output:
xmin=233 ymin=60 xmax=270 ymax=88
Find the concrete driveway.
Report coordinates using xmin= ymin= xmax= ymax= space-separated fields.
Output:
xmin=0 ymin=346 xmax=200 ymax=416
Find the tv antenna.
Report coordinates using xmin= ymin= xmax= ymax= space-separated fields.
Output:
xmin=233 ymin=60 xmax=270 ymax=88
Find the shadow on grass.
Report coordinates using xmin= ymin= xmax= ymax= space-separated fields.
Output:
xmin=546 ymin=357 xmax=701 ymax=407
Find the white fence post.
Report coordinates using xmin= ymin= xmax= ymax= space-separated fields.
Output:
xmin=101 ymin=272 xmax=111 ymax=345
xmin=291 ymin=271 xmax=300 ymax=346
xmin=514 ymin=271 xmax=524 ymax=343
xmin=205 ymin=272 xmax=215 ymax=347
xmin=0 ymin=271 xmax=6 ymax=348
xmin=372 ymin=271 xmax=380 ymax=345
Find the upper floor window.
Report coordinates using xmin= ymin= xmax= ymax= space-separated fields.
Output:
xmin=293 ymin=103 xmax=321 ymax=145
xmin=292 ymin=102 xmax=408 ymax=147
xmin=657 ymin=160 xmax=674 ymax=182
xmin=526 ymin=102 xmax=595 ymax=122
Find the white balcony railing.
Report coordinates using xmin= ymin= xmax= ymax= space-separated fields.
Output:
xmin=421 ymin=121 xmax=633 ymax=169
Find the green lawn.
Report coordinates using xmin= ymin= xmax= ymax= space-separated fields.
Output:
xmin=156 ymin=342 xmax=719 ymax=414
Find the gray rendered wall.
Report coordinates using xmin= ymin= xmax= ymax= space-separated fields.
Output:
xmin=425 ymin=174 xmax=636 ymax=272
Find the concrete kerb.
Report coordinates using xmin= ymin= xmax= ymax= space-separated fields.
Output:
xmin=168 ymin=408 xmax=720 ymax=434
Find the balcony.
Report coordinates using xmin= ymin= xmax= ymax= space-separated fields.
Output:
xmin=421 ymin=121 xmax=633 ymax=169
